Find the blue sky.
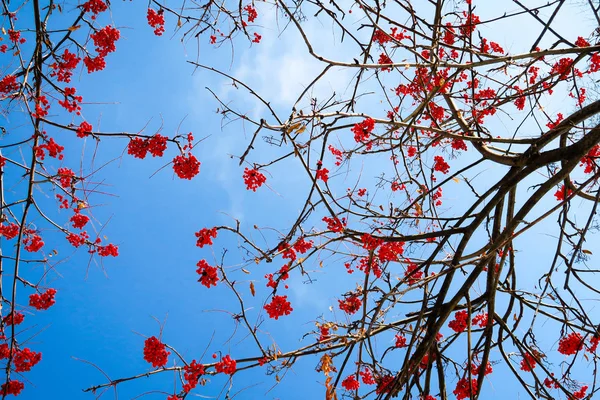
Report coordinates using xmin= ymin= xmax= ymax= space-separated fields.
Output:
xmin=2 ymin=0 xmax=600 ymax=399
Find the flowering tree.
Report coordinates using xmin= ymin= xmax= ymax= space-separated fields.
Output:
xmin=2 ymin=0 xmax=600 ymax=399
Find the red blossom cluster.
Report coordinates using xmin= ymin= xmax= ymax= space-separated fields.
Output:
xmin=459 ymin=12 xmax=480 ymax=36
xmin=395 ymin=334 xmax=407 ymax=348
xmin=24 ymin=232 xmax=44 ymax=252
xmin=580 ymin=144 xmax=600 ymax=174
xmin=172 ymin=153 xmax=200 ymax=179
xmin=127 ymin=135 xmax=168 ymax=159
xmin=448 ymin=310 xmax=468 ymax=333
xmin=13 ymin=348 xmax=42 ymax=372
xmin=471 ymin=312 xmax=487 ymax=328
xmin=0 ymin=75 xmax=19 ymax=95
xmin=378 ymin=53 xmax=393 ymax=72
xmin=351 ymin=118 xmax=375 ymax=148
xmin=341 ymin=375 xmax=360 ymax=391
xmin=147 ymin=9 xmax=166 ymax=36
xmin=143 ymin=336 xmax=170 ymax=368
xmin=375 ymin=374 xmax=395 ymax=394
xmin=1 ymin=380 xmax=24 ymax=396
xmin=3 ymin=312 xmax=24 ymax=326
xmin=214 ymin=354 xmax=236 ymax=375
xmin=56 ymin=168 xmax=75 ymax=188
xmin=323 ymin=216 xmax=346 ymax=233
xmin=338 ymin=294 xmax=362 ymax=314
xmin=453 ymin=378 xmax=477 ymax=400
xmin=196 ymin=260 xmax=219 ymax=288
xmin=520 ymin=351 xmax=537 ymax=371
xmin=7 ymin=29 xmax=25 ymax=44
xmin=82 ymin=0 xmax=108 ymax=18
xmin=243 ymin=168 xmax=266 ymax=191
xmin=97 ymin=243 xmax=119 ymax=257
xmin=50 ymin=49 xmax=80 ymax=83
xmin=76 ymin=121 xmax=93 ymax=138
xmin=195 ymin=227 xmax=217 ymax=248
xmin=66 ymin=231 xmax=89 ymax=248
xmin=328 ymin=145 xmax=344 ymax=165
xmin=70 ymin=211 xmax=89 ymax=229
xmin=244 ymin=4 xmax=258 ymax=23
xmin=264 ymin=295 xmax=293 ymax=320
xmin=58 ymin=87 xmax=83 ymax=114
xmin=470 ymin=361 xmax=492 ymax=376
xmin=36 ymin=137 xmax=64 ymax=160
xmin=0 ymin=223 xmax=19 ymax=240
xmin=433 ymin=155 xmax=450 ymax=174
xmin=183 ymin=360 xmax=205 ymax=392
xmin=84 ymin=25 xmax=120 ymax=72
xmin=550 ymin=57 xmax=582 ymax=80
xmin=29 ymin=289 xmax=57 ymax=310
xmin=554 ymin=184 xmax=573 ymax=202
xmin=558 ymin=332 xmax=584 ymax=355
xmin=315 ymin=164 xmax=329 ymax=183
xmin=404 ymin=262 xmax=423 ymax=285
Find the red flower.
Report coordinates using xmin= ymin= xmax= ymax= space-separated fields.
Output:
xmin=338 ymin=294 xmax=362 ymax=314
xmin=448 ymin=310 xmax=468 ymax=333
xmin=558 ymin=332 xmax=584 ymax=355
xmin=471 ymin=361 xmax=492 ymax=376
xmin=550 ymin=57 xmax=582 ymax=80
xmin=243 ymin=168 xmax=266 ymax=191
xmin=147 ymin=9 xmax=165 ymax=36
xmin=471 ymin=313 xmax=487 ymax=328
xmin=404 ymin=262 xmax=423 ymax=285
xmin=66 ymin=231 xmax=89 ymax=248
xmin=90 ymin=25 xmax=120 ymax=57
xmin=83 ymin=56 xmax=106 ymax=73
xmin=143 ymin=336 xmax=170 ymax=368
xmin=554 ymin=184 xmax=573 ymax=201
xmin=183 ymin=360 xmax=205 ymax=392
xmin=3 ymin=312 xmax=24 ymax=326
xmin=395 ymin=334 xmax=407 ymax=348
xmin=323 ymin=216 xmax=346 ymax=233
xmin=24 ymin=233 xmax=44 ymax=252
xmin=195 ymin=227 xmax=217 ymax=248
xmin=316 ymin=167 xmax=329 ymax=183
xmin=1 ymin=380 xmax=24 ymax=396
xmin=29 ymin=288 xmax=57 ymax=310
xmin=375 ymin=374 xmax=395 ymax=394
xmin=378 ymin=241 xmax=404 ymax=262
xmin=264 ymin=295 xmax=293 ymax=320
xmin=196 ymin=260 xmax=219 ymax=288
xmin=76 ymin=121 xmax=92 ymax=138
xmin=0 ymin=75 xmax=19 ymax=95
xmin=244 ymin=4 xmax=258 ymax=23
xmin=214 ymin=354 xmax=236 ymax=375
xmin=378 ymin=53 xmax=393 ymax=72
xmin=0 ymin=223 xmax=19 ymax=240
xmin=351 ymin=118 xmax=375 ymax=146
xmin=82 ymin=0 xmax=108 ymax=18
xmin=13 ymin=348 xmax=42 ymax=372
xmin=453 ymin=378 xmax=477 ymax=400
xmin=360 ymin=368 xmax=375 ymax=384
xmin=573 ymin=385 xmax=588 ymax=399
xmin=459 ymin=12 xmax=480 ymax=36
xmin=520 ymin=352 xmax=537 ymax=371
xmin=173 ymin=153 xmax=200 ymax=179
xmin=341 ymin=375 xmax=360 ymax=391
xmin=293 ymin=237 xmax=313 ymax=254
xmin=97 ymin=243 xmax=119 ymax=257
xmin=433 ymin=155 xmax=450 ymax=174
xmin=70 ymin=212 xmax=89 ymax=229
